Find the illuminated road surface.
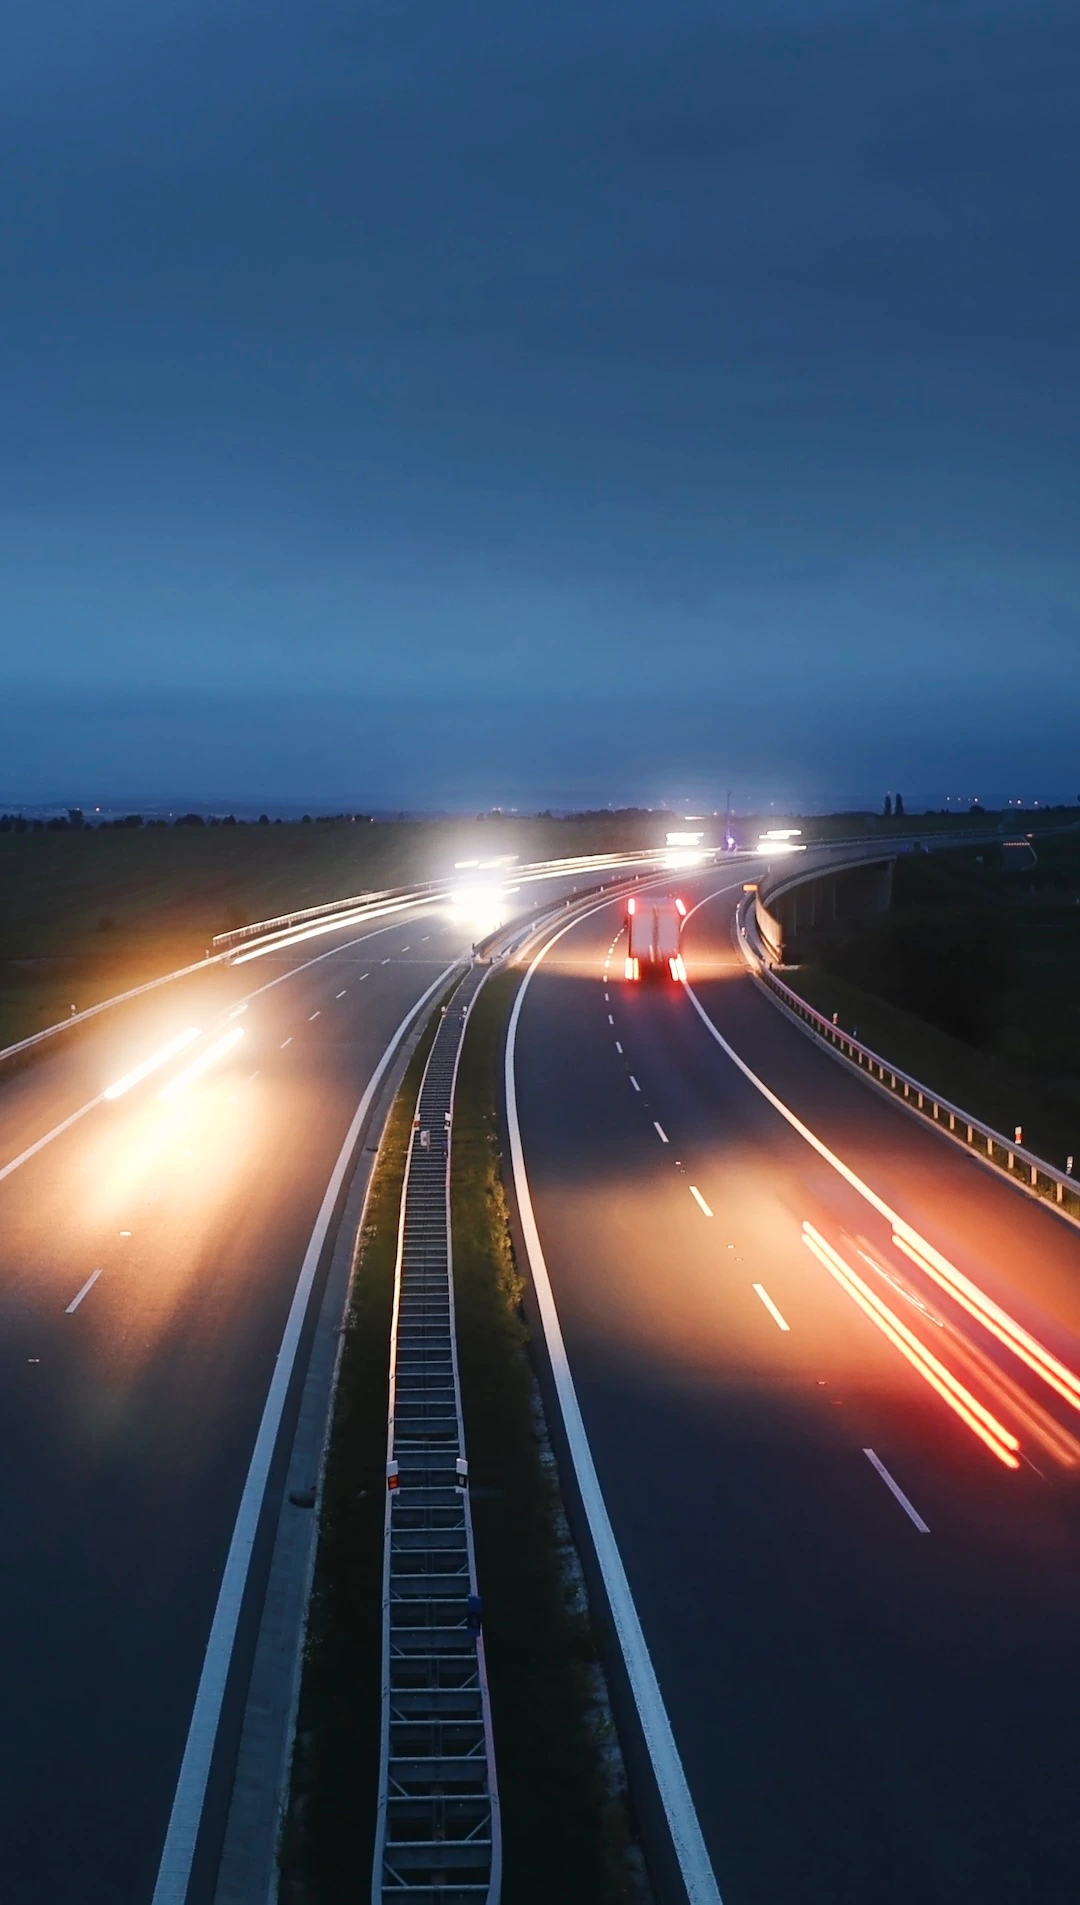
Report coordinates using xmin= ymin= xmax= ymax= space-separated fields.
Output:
xmin=0 ymin=865 xmax=628 ymax=1905
xmin=511 ymin=874 xmax=1080 ymax=1904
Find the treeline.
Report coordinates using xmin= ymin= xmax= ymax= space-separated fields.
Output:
xmin=0 ymin=810 xmax=375 ymax=833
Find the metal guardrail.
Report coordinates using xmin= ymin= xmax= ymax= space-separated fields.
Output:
xmin=212 ymin=849 xmax=676 ymax=953
xmin=737 ymin=900 xmax=1080 ymax=1223
xmin=372 ymin=964 xmax=501 ymax=1905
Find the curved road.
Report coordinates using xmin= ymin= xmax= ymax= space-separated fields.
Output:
xmin=0 ymin=864 xmax=634 ymax=1905
xmin=511 ymin=871 xmax=1080 ymax=1905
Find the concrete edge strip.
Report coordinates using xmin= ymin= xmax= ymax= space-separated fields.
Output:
xmin=150 ymin=957 xmax=464 ymax=1905
xmin=504 ymin=900 xmax=724 ymax=1905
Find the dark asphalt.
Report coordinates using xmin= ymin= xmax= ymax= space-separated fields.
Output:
xmin=513 ymin=873 xmax=1080 ymax=1905
xmin=0 ymin=873 xmax=593 ymax=1904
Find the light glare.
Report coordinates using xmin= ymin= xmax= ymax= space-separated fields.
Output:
xmin=157 ymin=1026 xmax=245 ymax=1101
xmin=104 ymin=1027 xmax=202 ymax=1101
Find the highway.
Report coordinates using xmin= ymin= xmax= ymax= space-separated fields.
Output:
xmin=510 ymin=870 xmax=1080 ymax=1904
xmin=0 ymin=862 xmax=627 ymax=1905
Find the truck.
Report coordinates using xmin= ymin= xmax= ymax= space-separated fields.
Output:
xmin=624 ymin=894 xmax=687 ymax=982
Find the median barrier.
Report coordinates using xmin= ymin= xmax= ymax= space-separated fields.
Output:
xmin=737 ymin=896 xmax=1080 ymax=1226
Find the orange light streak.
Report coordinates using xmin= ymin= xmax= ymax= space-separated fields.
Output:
xmin=801 ymin=1223 xmax=1020 ymax=1469
xmin=891 ymin=1232 xmax=1080 ymax=1416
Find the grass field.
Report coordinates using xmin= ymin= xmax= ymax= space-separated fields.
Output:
xmin=0 ymin=810 xmax=669 ymax=1049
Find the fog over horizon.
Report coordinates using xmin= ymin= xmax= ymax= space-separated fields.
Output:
xmin=3 ymin=0 xmax=1078 ymax=804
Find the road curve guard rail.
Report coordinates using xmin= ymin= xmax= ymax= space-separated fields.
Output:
xmin=372 ymin=964 xmax=501 ymax=1905
xmin=738 ymin=900 xmax=1080 ymax=1226
xmin=211 ymin=848 xmax=678 ymax=954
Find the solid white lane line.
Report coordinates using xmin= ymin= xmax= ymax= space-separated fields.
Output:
xmin=308 ymin=1011 xmax=321 ymax=1021
xmin=66 ymin=1269 xmax=102 ymax=1314
xmin=752 ymin=1283 xmax=790 ymax=1331
xmin=863 ymin=1449 xmax=930 ymax=1533
xmin=280 ymin=1037 xmax=292 ymax=1048
xmin=336 ymin=989 xmax=347 ymax=999
xmin=629 ymin=1075 xmax=641 ymax=1092
xmin=654 ymin=1121 xmax=669 ymax=1142
xmin=615 ymin=1041 xmax=623 ymax=1054
xmin=505 ymin=911 xmax=723 ymax=1905
xmin=689 ymin=1186 xmax=713 ymax=1217
xmin=0 ymin=1095 xmax=104 ymax=1189
xmin=150 ymin=958 xmax=462 ymax=1905
xmin=681 ymin=978 xmax=1000 ymax=1323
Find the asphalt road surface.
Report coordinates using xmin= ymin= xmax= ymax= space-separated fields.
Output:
xmin=0 ymin=867 xmax=618 ymax=1905
xmin=512 ymin=871 xmax=1080 ymax=1905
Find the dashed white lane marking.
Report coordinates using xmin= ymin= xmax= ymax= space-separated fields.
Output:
xmin=308 ymin=1011 xmax=321 ymax=1020
xmin=280 ymin=1037 xmax=292 ymax=1048
xmin=336 ymin=989 xmax=347 ymax=999
xmin=505 ymin=905 xmax=724 ymax=1905
xmin=615 ymin=1040 xmax=623 ymax=1054
xmin=629 ymin=1075 xmax=641 ymax=1092
xmin=654 ymin=1121 xmax=669 ymax=1142
xmin=381 ymin=958 xmax=391 ymax=965
xmin=248 ymin=1071 xmax=259 ymax=1081
xmin=420 ymin=935 xmax=430 ymax=942
xmin=608 ymin=1014 xmax=614 ymax=1025
xmin=120 ymin=1230 xmax=131 ymax=1237
xmin=66 ymin=1269 xmax=102 ymax=1314
xmin=752 ymin=1283 xmax=790 ymax=1331
xmin=401 ymin=944 xmax=410 ymax=952
xmin=359 ymin=973 xmax=369 ymax=981
xmin=689 ymin=1186 xmax=713 ymax=1217
xmin=863 ymin=1449 xmax=930 ymax=1533
xmin=604 ymin=992 xmax=610 ymax=1001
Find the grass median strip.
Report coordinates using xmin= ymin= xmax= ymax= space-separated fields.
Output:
xmin=277 ymin=1000 xmax=446 ymax=1905
xmin=279 ymin=964 xmax=645 ymax=1903
xmin=452 ymin=970 xmax=645 ymax=1905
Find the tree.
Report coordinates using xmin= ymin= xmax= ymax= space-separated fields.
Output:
xmin=883 ymin=794 xmax=893 ymax=817
xmin=895 ymin=792 xmax=905 ymax=817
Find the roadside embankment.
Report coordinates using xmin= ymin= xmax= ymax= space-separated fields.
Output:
xmin=772 ymin=838 xmax=1080 ymax=1173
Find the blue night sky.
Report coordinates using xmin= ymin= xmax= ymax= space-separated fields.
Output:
xmin=2 ymin=0 xmax=1078 ymax=810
